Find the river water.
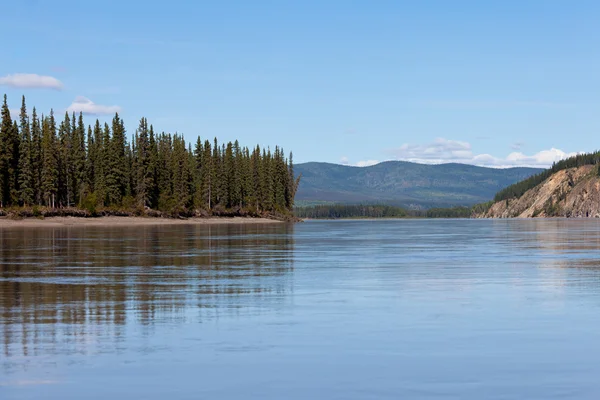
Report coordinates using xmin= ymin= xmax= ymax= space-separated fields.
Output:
xmin=2 ymin=219 xmax=600 ymax=399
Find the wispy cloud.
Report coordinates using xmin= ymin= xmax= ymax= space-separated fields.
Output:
xmin=66 ymin=96 xmax=121 ymax=115
xmin=0 ymin=73 xmax=63 ymax=90
xmin=421 ymin=100 xmax=577 ymax=110
xmin=356 ymin=160 xmax=379 ymax=167
xmin=511 ymin=141 xmax=525 ymax=151
xmin=386 ymin=138 xmax=577 ymax=168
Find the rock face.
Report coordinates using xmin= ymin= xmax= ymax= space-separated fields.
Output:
xmin=480 ymin=165 xmax=600 ymax=218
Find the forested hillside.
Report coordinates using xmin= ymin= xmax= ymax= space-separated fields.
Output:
xmin=493 ymin=151 xmax=600 ymax=202
xmin=0 ymin=95 xmax=299 ymax=217
xmin=295 ymin=161 xmax=542 ymax=208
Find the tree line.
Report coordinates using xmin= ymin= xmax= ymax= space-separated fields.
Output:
xmin=294 ymin=204 xmax=408 ymax=219
xmin=294 ymin=204 xmax=484 ymax=219
xmin=0 ymin=95 xmax=300 ymax=216
xmin=494 ymin=151 xmax=600 ymax=202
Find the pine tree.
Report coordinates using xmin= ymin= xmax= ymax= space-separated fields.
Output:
xmin=18 ymin=96 xmax=34 ymax=205
xmin=30 ymin=107 xmax=42 ymax=205
xmin=92 ymin=120 xmax=105 ymax=202
xmin=135 ymin=117 xmax=152 ymax=208
xmin=102 ymin=122 xmax=119 ymax=205
xmin=193 ymin=137 xmax=203 ymax=209
xmin=72 ymin=113 xmax=86 ymax=205
xmin=57 ymin=112 xmax=71 ymax=206
xmin=201 ymin=139 xmax=213 ymax=209
xmin=111 ymin=113 xmax=127 ymax=201
xmin=85 ymin=125 xmax=95 ymax=193
xmin=9 ymin=120 xmax=20 ymax=205
xmin=0 ymin=95 xmax=12 ymax=207
xmin=147 ymin=126 xmax=159 ymax=208
xmin=41 ymin=111 xmax=59 ymax=207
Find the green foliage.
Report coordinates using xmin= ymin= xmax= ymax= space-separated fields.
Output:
xmin=425 ymin=207 xmax=472 ymax=218
xmin=18 ymin=96 xmax=34 ymax=205
xmin=0 ymin=94 xmax=300 ymax=216
xmin=296 ymin=203 xmax=493 ymax=219
xmin=81 ymin=192 xmax=98 ymax=216
xmin=295 ymin=204 xmax=408 ymax=219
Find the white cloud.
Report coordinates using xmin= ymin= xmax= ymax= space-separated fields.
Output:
xmin=66 ymin=96 xmax=121 ymax=115
xmin=355 ymin=160 xmax=380 ymax=167
xmin=0 ymin=73 xmax=63 ymax=90
xmin=386 ymin=138 xmax=578 ymax=168
xmin=339 ymin=157 xmax=380 ymax=167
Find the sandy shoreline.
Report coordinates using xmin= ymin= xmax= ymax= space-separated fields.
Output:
xmin=0 ymin=216 xmax=284 ymax=228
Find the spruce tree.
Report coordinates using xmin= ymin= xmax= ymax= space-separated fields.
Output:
xmin=9 ymin=120 xmax=20 ymax=204
xmin=92 ymin=120 xmax=105 ymax=202
xmin=201 ymin=140 xmax=213 ymax=209
xmin=30 ymin=108 xmax=42 ymax=205
xmin=102 ymin=122 xmax=119 ymax=205
xmin=72 ymin=113 xmax=86 ymax=205
xmin=134 ymin=118 xmax=151 ymax=208
xmin=0 ymin=95 xmax=13 ymax=207
xmin=57 ymin=112 xmax=71 ymax=206
xmin=41 ymin=111 xmax=59 ymax=207
xmin=85 ymin=125 xmax=95 ymax=193
xmin=111 ymin=113 xmax=127 ymax=201
xmin=18 ymin=96 xmax=34 ymax=205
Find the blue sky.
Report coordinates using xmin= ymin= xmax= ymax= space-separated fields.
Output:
xmin=2 ymin=0 xmax=599 ymax=167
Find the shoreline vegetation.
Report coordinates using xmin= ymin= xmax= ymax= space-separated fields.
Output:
xmin=0 ymin=95 xmax=300 ymax=221
xmin=294 ymin=203 xmax=493 ymax=219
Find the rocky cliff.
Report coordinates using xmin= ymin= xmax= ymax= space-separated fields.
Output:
xmin=480 ymin=165 xmax=600 ymax=218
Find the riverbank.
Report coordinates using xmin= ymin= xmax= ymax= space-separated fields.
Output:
xmin=0 ymin=216 xmax=284 ymax=228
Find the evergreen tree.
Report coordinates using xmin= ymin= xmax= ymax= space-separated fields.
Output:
xmin=85 ymin=125 xmax=95 ymax=193
xmin=193 ymin=137 xmax=203 ymax=208
xmin=134 ymin=118 xmax=152 ymax=208
xmin=9 ymin=120 xmax=20 ymax=204
xmin=57 ymin=112 xmax=71 ymax=206
xmin=111 ymin=113 xmax=127 ymax=201
xmin=0 ymin=95 xmax=12 ymax=207
xmin=92 ymin=120 xmax=105 ymax=201
xmin=102 ymin=123 xmax=119 ymax=205
xmin=18 ymin=96 xmax=34 ymax=205
xmin=201 ymin=139 xmax=213 ymax=209
xmin=41 ymin=111 xmax=59 ymax=207
xmin=30 ymin=107 xmax=42 ymax=205
xmin=72 ymin=113 xmax=86 ymax=205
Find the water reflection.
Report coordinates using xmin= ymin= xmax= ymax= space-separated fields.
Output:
xmin=0 ymin=224 xmax=295 ymax=363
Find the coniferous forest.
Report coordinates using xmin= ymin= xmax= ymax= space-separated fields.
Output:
xmin=0 ymin=95 xmax=300 ymax=218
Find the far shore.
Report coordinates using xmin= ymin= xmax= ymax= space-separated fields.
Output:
xmin=0 ymin=216 xmax=284 ymax=228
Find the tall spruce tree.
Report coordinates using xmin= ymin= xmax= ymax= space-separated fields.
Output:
xmin=0 ymin=95 xmax=12 ymax=206
xmin=41 ymin=111 xmax=59 ymax=207
xmin=30 ymin=107 xmax=42 ymax=205
xmin=18 ymin=96 xmax=34 ymax=205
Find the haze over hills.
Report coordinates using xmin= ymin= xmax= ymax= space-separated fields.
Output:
xmin=295 ymin=161 xmax=543 ymax=209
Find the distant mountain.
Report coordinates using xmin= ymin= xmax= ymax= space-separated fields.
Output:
xmin=294 ymin=161 xmax=543 ymax=209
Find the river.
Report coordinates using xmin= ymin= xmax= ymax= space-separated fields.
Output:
xmin=2 ymin=219 xmax=600 ymax=399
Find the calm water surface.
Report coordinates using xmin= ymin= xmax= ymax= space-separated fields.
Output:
xmin=2 ymin=219 xmax=600 ymax=399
